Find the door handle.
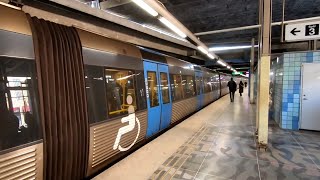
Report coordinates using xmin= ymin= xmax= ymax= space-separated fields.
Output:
xmin=303 ymin=98 xmax=308 ymax=100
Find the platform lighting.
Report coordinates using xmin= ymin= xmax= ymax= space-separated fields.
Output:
xmin=209 ymin=45 xmax=259 ymax=52
xmin=207 ymin=54 xmax=214 ymax=59
xmin=132 ymin=0 xmax=158 ymax=17
xmin=197 ymin=46 xmax=209 ymax=55
xmin=227 ymin=66 xmax=231 ymax=69
xmin=159 ymin=17 xmax=187 ymax=38
xmin=217 ymin=60 xmax=227 ymax=66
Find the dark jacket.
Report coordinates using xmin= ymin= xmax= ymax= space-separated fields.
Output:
xmin=227 ymin=80 xmax=237 ymax=92
xmin=239 ymin=82 xmax=244 ymax=93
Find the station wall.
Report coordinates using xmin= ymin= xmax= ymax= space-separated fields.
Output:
xmin=270 ymin=51 xmax=320 ymax=130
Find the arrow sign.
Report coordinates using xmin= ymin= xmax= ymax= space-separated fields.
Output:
xmin=290 ymin=28 xmax=301 ymax=36
xmin=285 ymin=21 xmax=320 ymax=42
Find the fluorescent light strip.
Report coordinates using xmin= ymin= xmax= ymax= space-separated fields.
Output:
xmin=209 ymin=45 xmax=259 ymax=52
xmin=159 ymin=17 xmax=187 ymax=38
xmin=142 ymin=24 xmax=187 ymax=41
xmin=217 ymin=60 xmax=227 ymax=66
xmin=132 ymin=0 xmax=158 ymax=17
xmin=227 ymin=66 xmax=231 ymax=69
xmin=197 ymin=46 xmax=208 ymax=54
xmin=207 ymin=54 xmax=214 ymax=59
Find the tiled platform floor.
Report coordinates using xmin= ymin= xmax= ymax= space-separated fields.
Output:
xmin=151 ymin=93 xmax=320 ymax=180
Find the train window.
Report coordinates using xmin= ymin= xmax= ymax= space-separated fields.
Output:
xmin=0 ymin=59 xmax=41 ymax=151
xmin=147 ymin=71 xmax=159 ymax=107
xmin=85 ymin=65 xmax=108 ymax=123
xmin=170 ymin=74 xmax=183 ymax=101
xmin=105 ymin=68 xmax=138 ymax=117
xmin=160 ymin=73 xmax=170 ymax=104
xmin=134 ymin=70 xmax=147 ymax=110
xmin=183 ymin=75 xmax=195 ymax=98
xmin=204 ymin=77 xmax=213 ymax=93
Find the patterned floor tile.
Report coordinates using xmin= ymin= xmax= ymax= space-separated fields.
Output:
xmin=198 ymin=154 xmax=260 ymax=179
xmin=259 ymin=160 xmax=320 ymax=180
xmin=258 ymin=143 xmax=319 ymax=170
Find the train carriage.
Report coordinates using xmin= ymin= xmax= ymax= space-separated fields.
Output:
xmin=0 ymin=4 xmax=246 ymax=180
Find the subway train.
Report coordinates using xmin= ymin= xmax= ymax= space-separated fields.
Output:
xmin=0 ymin=5 xmax=246 ymax=180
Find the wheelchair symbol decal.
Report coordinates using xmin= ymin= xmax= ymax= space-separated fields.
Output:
xmin=113 ymin=95 xmax=141 ymax=152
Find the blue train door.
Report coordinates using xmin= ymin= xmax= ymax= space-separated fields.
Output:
xmin=144 ymin=61 xmax=172 ymax=137
xmin=195 ymin=71 xmax=204 ymax=109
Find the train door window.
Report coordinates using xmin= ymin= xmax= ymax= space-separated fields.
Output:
xmin=84 ymin=65 xmax=107 ymax=123
xmin=105 ymin=68 xmax=138 ymax=117
xmin=147 ymin=71 xmax=159 ymax=107
xmin=160 ymin=72 xmax=170 ymax=104
xmin=134 ymin=70 xmax=147 ymax=110
xmin=0 ymin=59 xmax=41 ymax=151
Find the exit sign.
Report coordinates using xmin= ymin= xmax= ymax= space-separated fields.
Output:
xmin=232 ymin=72 xmax=243 ymax=75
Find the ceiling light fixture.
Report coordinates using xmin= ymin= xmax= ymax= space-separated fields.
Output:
xmin=132 ymin=0 xmax=158 ymax=17
xmin=197 ymin=46 xmax=208 ymax=54
xmin=209 ymin=45 xmax=259 ymax=52
xmin=158 ymin=17 xmax=187 ymax=38
xmin=217 ymin=60 xmax=227 ymax=67
xmin=227 ymin=66 xmax=231 ymax=69
xmin=207 ymin=54 xmax=214 ymax=59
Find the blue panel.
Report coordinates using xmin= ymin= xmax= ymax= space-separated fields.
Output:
xmin=158 ymin=64 xmax=172 ymax=130
xmin=144 ymin=61 xmax=161 ymax=137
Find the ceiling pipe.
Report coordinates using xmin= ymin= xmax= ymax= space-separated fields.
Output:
xmin=195 ymin=16 xmax=320 ymax=36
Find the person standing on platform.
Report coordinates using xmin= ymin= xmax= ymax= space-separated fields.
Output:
xmin=227 ymin=78 xmax=237 ymax=102
xmin=239 ymin=81 xmax=244 ymax=96
xmin=244 ymin=81 xmax=247 ymax=88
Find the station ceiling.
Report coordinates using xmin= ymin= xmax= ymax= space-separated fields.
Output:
xmin=23 ymin=0 xmax=320 ymax=72
xmin=95 ymin=0 xmax=320 ymax=71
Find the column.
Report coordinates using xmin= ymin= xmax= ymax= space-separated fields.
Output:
xmin=257 ymin=0 xmax=272 ymax=148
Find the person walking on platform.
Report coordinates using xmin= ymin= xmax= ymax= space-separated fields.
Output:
xmin=244 ymin=81 xmax=247 ymax=88
xmin=239 ymin=81 xmax=244 ymax=96
xmin=227 ymin=78 xmax=237 ymax=102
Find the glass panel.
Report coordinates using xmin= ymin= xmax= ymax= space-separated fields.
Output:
xmin=170 ymin=74 xmax=184 ymax=101
xmin=0 ymin=59 xmax=41 ymax=151
xmin=147 ymin=71 xmax=159 ymax=107
xmin=160 ymin=73 xmax=170 ymax=104
xmin=204 ymin=77 xmax=212 ymax=93
xmin=195 ymin=76 xmax=201 ymax=95
xmin=105 ymin=68 xmax=137 ymax=117
xmin=84 ymin=65 xmax=107 ymax=123
xmin=183 ymin=75 xmax=195 ymax=98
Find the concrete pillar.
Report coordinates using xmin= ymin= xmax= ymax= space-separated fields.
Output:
xmin=257 ymin=0 xmax=272 ymax=148
xmin=250 ymin=38 xmax=255 ymax=104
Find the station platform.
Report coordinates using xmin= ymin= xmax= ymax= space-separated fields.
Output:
xmin=93 ymin=90 xmax=320 ymax=180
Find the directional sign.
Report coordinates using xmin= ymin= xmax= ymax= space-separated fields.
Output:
xmin=285 ymin=21 xmax=320 ymax=42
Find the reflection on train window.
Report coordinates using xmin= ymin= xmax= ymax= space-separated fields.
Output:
xmin=170 ymin=74 xmax=195 ymax=102
xmin=85 ymin=65 xmax=108 ymax=123
xmin=170 ymin=74 xmax=183 ymax=101
xmin=147 ymin=71 xmax=159 ymax=107
xmin=183 ymin=76 xmax=195 ymax=98
xmin=195 ymin=76 xmax=202 ymax=95
xmin=204 ymin=77 xmax=212 ymax=93
xmin=105 ymin=68 xmax=138 ymax=117
xmin=160 ymin=73 xmax=170 ymax=104
xmin=0 ymin=59 xmax=41 ymax=151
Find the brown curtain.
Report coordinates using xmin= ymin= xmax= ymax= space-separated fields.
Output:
xmin=27 ymin=15 xmax=88 ymax=180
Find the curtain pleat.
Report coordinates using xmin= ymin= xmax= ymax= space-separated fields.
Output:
xmin=27 ymin=15 xmax=89 ymax=180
